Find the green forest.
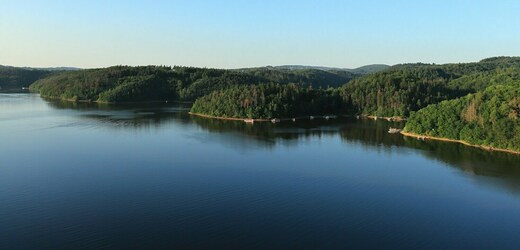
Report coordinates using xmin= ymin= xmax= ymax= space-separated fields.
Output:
xmin=339 ymin=57 xmax=520 ymax=117
xmin=404 ymin=80 xmax=520 ymax=152
xmin=191 ymin=83 xmax=342 ymax=119
xmin=2 ymin=56 xmax=520 ymax=152
xmin=29 ymin=66 xmax=357 ymax=102
xmin=189 ymin=57 xmax=520 ymax=120
xmin=0 ymin=66 xmax=52 ymax=92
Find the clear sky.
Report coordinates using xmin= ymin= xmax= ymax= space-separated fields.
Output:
xmin=1 ymin=0 xmax=520 ymax=69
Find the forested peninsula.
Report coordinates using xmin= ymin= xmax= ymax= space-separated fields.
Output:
xmin=4 ymin=56 xmax=520 ymax=153
xmin=29 ymin=66 xmax=359 ymax=103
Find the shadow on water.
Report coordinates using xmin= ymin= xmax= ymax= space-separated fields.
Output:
xmin=189 ymin=117 xmax=520 ymax=193
xmin=44 ymin=98 xmax=193 ymax=129
xmin=338 ymin=118 xmax=520 ymax=194
xmin=45 ymin=98 xmax=520 ymax=192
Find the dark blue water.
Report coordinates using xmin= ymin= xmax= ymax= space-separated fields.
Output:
xmin=1 ymin=93 xmax=520 ymax=249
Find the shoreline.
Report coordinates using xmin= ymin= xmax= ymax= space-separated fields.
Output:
xmin=189 ymin=112 xmax=347 ymax=122
xmin=188 ymin=112 xmax=271 ymax=122
xmin=400 ymin=131 xmax=520 ymax=155
xmin=36 ymin=94 xmax=193 ymax=105
xmin=189 ymin=112 xmax=407 ymax=123
xmin=15 ymin=92 xmax=520 ymax=155
xmin=365 ymin=115 xmax=406 ymax=122
xmin=32 ymin=94 xmax=407 ymax=122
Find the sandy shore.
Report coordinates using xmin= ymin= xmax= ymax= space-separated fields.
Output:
xmin=400 ymin=131 xmax=520 ymax=155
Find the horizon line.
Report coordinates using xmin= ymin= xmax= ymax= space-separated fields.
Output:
xmin=2 ymin=55 xmax=518 ymax=70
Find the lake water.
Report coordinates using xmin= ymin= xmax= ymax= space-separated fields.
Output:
xmin=1 ymin=93 xmax=520 ymax=249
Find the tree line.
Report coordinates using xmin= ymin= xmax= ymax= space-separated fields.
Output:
xmin=190 ymin=83 xmax=342 ymax=119
xmin=29 ymin=66 xmax=356 ymax=103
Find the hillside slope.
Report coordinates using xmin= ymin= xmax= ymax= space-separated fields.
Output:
xmin=0 ymin=66 xmax=52 ymax=92
xmin=339 ymin=57 xmax=520 ymax=117
xmin=404 ymin=81 xmax=520 ymax=152
xmin=30 ymin=65 xmax=358 ymax=103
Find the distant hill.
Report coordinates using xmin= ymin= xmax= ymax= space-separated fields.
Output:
xmin=0 ymin=65 xmax=81 ymax=92
xmin=20 ymin=66 xmax=81 ymax=71
xmin=242 ymin=64 xmax=390 ymax=75
xmin=0 ymin=65 xmax=51 ymax=92
xmin=235 ymin=67 xmax=358 ymax=88
xmin=349 ymin=64 xmax=391 ymax=74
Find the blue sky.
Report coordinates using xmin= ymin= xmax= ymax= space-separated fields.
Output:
xmin=1 ymin=0 xmax=520 ymax=68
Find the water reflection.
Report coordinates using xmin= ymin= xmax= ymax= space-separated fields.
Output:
xmin=44 ymin=98 xmax=192 ymax=129
xmin=337 ymin=118 xmax=520 ymax=193
xmin=44 ymin=98 xmax=520 ymax=192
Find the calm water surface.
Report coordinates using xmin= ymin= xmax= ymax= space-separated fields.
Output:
xmin=1 ymin=93 xmax=520 ymax=249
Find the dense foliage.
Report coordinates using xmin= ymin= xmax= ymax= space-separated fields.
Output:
xmin=0 ymin=66 xmax=51 ymax=92
xmin=236 ymin=68 xmax=358 ymax=88
xmin=339 ymin=57 xmax=520 ymax=117
xmin=31 ymin=66 xmax=223 ymax=102
xmin=446 ymin=67 xmax=520 ymax=93
xmin=30 ymin=66 xmax=355 ymax=102
xmin=339 ymin=67 xmax=460 ymax=117
xmin=188 ymin=57 xmax=520 ymax=120
xmin=405 ymin=82 xmax=520 ymax=151
xmin=191 ymin=83 xmax=343 ymax=119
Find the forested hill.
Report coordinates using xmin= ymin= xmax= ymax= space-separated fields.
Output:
xmin=235 ymin=67 xmax=358 ymax=88
xmin=338 ymin=56 xmax=520 ymax=117
xmin=345 ymin=64 xmax=391 ymax=75
xmin=0 ymin=66 xmax=52 ymax=92
xmin=404 ymin=80 xmax=520 ymax=152
xmin=189 ymin=57 xmax=520 ymax=119
xmin=29 ymin=66 xmax=358 ymax=102
xmin=191 ymin=83 xmax=343 ymax=119
xmin=27 ymin=57 xmax=520 ymax=109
